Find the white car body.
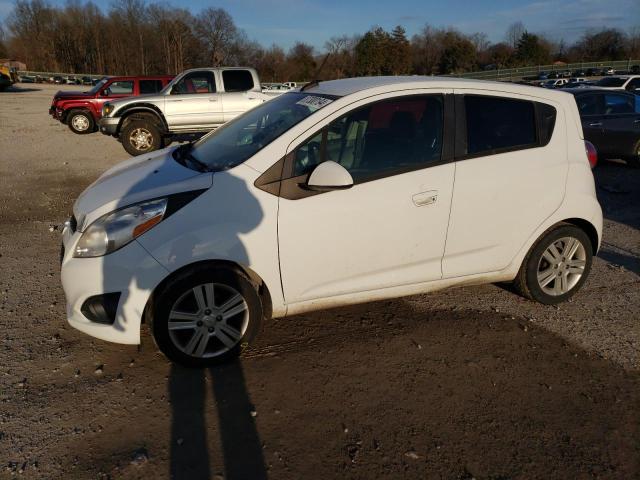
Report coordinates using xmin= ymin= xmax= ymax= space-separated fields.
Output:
xmin=61 ymin=76 xmax=602 ymax=345
xmin=594 ymin=75 xmax=640 ymax=92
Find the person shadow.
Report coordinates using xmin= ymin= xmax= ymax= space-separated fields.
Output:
xmin=169 ymin=361 xmax=267 ymax=480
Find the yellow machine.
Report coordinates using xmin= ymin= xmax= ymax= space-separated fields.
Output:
xmin=0 ymin=65 xmax=16 ymax=91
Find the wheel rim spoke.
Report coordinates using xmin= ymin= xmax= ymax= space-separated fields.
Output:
xmin=168 ymin=320 xmax=198 ymax=331
xmin=537 ymin=268 xmax=556 ymax=288
xmin=217 ymin=323 xmax=241 ymax=348
xmin=185 ymin=329 xmax=207 ymax=356
xmin=169 ymin=310 xmax=200 ymax=321
xmin=192 ymin=286 xmax=208 ymax=312
xmin=222 ymin=300 xmax=247 ymax=320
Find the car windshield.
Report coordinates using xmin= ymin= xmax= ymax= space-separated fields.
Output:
xmin=88 ymin=78 xmax=109 ymax=94
xmin=596 ymin=77 xmax=626 ymax=87
xmin=187 ymin=92 xmax=338 ymax=171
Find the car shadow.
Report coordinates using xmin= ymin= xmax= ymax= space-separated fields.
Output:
xmin=593 ymin=161 xmax=640 ymax=232
xmin=169 ymin=361 xmax=267 ymax=479
xmin=4 ymin=85 xmax=42 ymax=93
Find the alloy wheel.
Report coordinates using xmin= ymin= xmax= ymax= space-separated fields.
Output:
xmin=167 ymin=283 xmax=249 ymax=358
xmin=71 ymin=114 xmax=90 ymax=131
xmin=129 ymin=127 xmax=153 ymax=151
xmin=536 ymin=236 xmax=586 ymax=296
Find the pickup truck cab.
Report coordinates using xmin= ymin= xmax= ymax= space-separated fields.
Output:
xmin=99 ymin=67 xmax=269 ymax=156
xmin=49 ymin=75 xmax=174 ymax=134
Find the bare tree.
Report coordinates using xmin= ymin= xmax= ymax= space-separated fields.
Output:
xmin=505 ymin=21 xmax=525 ymax=49
xmin=195 ymin=8 xmax=238 ymax=66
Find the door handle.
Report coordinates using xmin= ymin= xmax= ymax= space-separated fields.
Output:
xmin=169 ymin=99 xmax=183 ymax=102
xmin=209 ymin=97 xmax=218 ymax=102
xmin=634 ymin=119 xmax=640 ymax=124
xmin=412 ymin=190 xmax=438 ymax=207
xmin=588 ymin=122 xmax=602 ymax=127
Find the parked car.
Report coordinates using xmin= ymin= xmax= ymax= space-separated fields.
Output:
xmin=537 ymin=72 xmax=548 ymax=80
xmin=601 ymin=66 xmax=615 ymax=76
xmin=53 ymin=75 xmax=64 ymax=84
xmin=81 ymin=76 xmax=93 ymax=86
xmin=20 ymin=75 xmax=36 ymax=83
xmin=49 ymin=75 xmax=174 ymax=134
xmin=62 ymin=76 xmax=602 ymax=366
xmin=560 ymin=70 xmax=572 ymax=78
xmin=547 ymin=72 xmax=560 ymax=79
xmin=282 ymin=81 xmax=297 ymax=88
xmin=541 ymin=78 xmax=568 ymax=88
xmin=594 ymin=75 xmax=640 ymax=92
xmin=99 ymin=67 xmax=269 ymax=155
xmin=630 ymin=65 xmax=640 ymax=74
xmin=568 ymin=88 xmax=640 ymax=167
xmin=563 ymin=77 xmax=588 ymax=88
xmin=585 ymin=68 xmax=600 ymax=77
xmin=573 ymin=69 xmax=586 ymax=77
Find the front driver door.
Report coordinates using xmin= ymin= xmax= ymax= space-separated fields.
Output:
xmin=164 ymin=71 xmax=222 ymax=129
xmin=277 ymin=92 xmax=455 ymax=305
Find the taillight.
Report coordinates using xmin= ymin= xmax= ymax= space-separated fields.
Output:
xmin=584 ymin=141 xmax=597 ymax=169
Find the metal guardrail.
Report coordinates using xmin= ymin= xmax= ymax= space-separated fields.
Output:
xmin=452 ymin=59 xmax=640 ymax=82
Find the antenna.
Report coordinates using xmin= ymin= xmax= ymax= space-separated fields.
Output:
xmin=300 ymin=53 xmax=331 ymax=92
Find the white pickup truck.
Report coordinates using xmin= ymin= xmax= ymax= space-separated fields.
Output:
xmin=99 ymin=67 xmax=271 ymax=155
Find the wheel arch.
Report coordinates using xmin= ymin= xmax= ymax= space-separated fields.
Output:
xmin=562 ymin=217 xmax=600 ymax=255
xmin=117 ymin=104 xmax=168 ymax=135
xmin=143 ymin=259 xmax=273 ymax=324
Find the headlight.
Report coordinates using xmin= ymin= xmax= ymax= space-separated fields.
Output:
xmin=74 ymin=198 xmax=167 ymax=258
xmin=102 ymin=103 xmax=114 ymax=116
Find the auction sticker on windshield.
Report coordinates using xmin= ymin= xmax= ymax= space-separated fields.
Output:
xmin=296 ymin=96 xmax=333 ymax=110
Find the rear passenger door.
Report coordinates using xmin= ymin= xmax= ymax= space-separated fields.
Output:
xmin=219 ymin=70 xmax=264 ymax=122
xmin=600 ymin=92 xmax=640 ymax=158
xmin=443 ymin=92 xmax=567 ymax=278
xmin=138 ymin=79 xmax=164 ymax=95
xmin=575 ymin=92 xmax=606 ymax=152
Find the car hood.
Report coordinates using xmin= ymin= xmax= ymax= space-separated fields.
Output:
xmin=73 ymin=147 xmax=213 ymax=231
xmin=54 ymin=90 xmax=93 ymax=100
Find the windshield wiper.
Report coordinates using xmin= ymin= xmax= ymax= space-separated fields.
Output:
xmin=173 ymin=142 xmax=210 ymax=172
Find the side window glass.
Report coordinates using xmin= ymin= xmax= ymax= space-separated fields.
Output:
xmin=577 ymin=94 xmax=602 ymax=116
xmin=106 ymin=81 xmax=134 ymax=95
xmin=293 ymin=95 xmax=444 ymax=183
xmin=465 ymin=96 xmax=536 ymax=155
xmin=222 ymin=70 xmax=254 ymax=92
xmin=139 ymin=79 xmax=163 ymax=94
xmin=172 ymin=72 xmax=216 ymax=95
xmin=604 ymin=94 xmax=634 ymax=115
xmin=636 ymin=95 xmax=640 ymax=114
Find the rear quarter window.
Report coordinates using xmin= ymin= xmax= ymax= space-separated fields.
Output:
xmin=222 ymin=70 xmax=255 ymax=92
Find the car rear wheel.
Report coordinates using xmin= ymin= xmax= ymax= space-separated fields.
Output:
xmin=151 ymin=266 xmax=263 ymax=367
xmin=67 ymin=109 xmax=95 ymax=134
xmin=514 ymin=224 xmax=593 ymax=305
xmin=121 ymin=119 xmax=162 ymax=156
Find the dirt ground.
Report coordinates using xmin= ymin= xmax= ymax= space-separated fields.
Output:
xmin=0 ymin=83 xmax=638 ymax=480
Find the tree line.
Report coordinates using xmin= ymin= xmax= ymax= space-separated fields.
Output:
xmin=1 ymin=0 xmax=639 ymax=81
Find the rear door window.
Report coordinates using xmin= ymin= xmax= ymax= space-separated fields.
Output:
xmin=604 ymin=93 xmax=634 ymax=115
xmin=222 ymin=70 xmax=255 ymax=92
xmin=464 ymin=96 xmax=536 ymax=155
xmin=576 ymin=94 xmax=603 ymax=116
xmin=139 ymin=79 xmax=163 ymax=94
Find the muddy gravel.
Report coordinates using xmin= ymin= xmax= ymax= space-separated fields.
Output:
xmin=0 ymin=83 xmax=638 ymax=479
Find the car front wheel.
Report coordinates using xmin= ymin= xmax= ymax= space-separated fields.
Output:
xmin=151 ymin=266 xmax=263 ymax=367
xmin=67 ymin=109 xmax=95 ymax=134
xmin=514 ymin=224 xmax=593 ymax=305
xmin=121 ymin=119 xmax=162 ymax=156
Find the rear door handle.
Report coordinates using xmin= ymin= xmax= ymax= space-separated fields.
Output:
xmin=588 ymin=122 xmax=602 ymax=127
xmin=412 ymin=190 xmax=438 ymax=207
xmin=209 ymin=97 xmax=218 ymax=102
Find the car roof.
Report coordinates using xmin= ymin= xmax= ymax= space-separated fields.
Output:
xmin=303 ymin=75 xmax=573 ymax=101
xmin=563 ymin=87 xmax=632 ymax=95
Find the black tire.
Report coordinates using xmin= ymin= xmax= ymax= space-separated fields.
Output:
xmin=67 ymin=109 xmax=95 ymax=134
xmin=121 ymin=118 xmax=162 ymax=156
xmin=151 ymin=265 xmax=263 ymax=367
xmin=513 ymin=224 xmax=593 ymax=305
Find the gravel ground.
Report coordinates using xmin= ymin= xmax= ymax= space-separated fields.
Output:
xmin=0 ymin=83 xmax=638 ymax=480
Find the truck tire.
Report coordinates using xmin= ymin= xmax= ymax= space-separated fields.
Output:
xmin=121 ymin=119 xmax=162 ymax=156
xmin=67 ymin=109 xmax=95 ymax=134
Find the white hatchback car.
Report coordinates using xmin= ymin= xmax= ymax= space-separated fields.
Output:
xmin=61 ymin=77 xmax=602 ymax=366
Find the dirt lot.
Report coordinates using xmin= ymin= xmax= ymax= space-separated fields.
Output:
xmin=0 ymin=83 xmax=638 ymax=479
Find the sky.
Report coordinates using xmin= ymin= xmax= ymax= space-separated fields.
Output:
xmin=1 ymin=0 xmax=638 ymax=50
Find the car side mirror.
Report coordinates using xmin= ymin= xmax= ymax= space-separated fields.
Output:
xmin=306 ymin=161 xmax=353 ymax=191
xmin=101 ymin=89 xmax=109 ymax=97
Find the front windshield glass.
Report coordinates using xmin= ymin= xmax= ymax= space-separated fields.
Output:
xmin=596 ymin=77 xmax=626 ymax=87
xmin=190 ymin=92 xmax=338 ymax=171
xmin=88 ymin=77 xmax=109 ymax=94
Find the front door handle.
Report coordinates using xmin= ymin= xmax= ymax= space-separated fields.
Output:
xmin=633 ymin=119 xmax=640 ymax=124
xmin=209 ymin=97 xmax=218 ymax=102
xmin=412 ymin=190 xmax=438 ymax=207
xmin=588 ymin=122 xmax=602 ymax=127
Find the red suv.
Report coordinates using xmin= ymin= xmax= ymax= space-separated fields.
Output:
xmin=49 ymin=75 xmax=174 ymax=134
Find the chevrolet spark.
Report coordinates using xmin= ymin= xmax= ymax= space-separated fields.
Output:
xmin=61 ymin=77 xmax=602 ymax=367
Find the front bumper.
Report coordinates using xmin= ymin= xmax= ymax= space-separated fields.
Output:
xmin=60 ymin=224 xmax=169 ymax=344
xmin=98 ymin=117 xmax=120 ymax=136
